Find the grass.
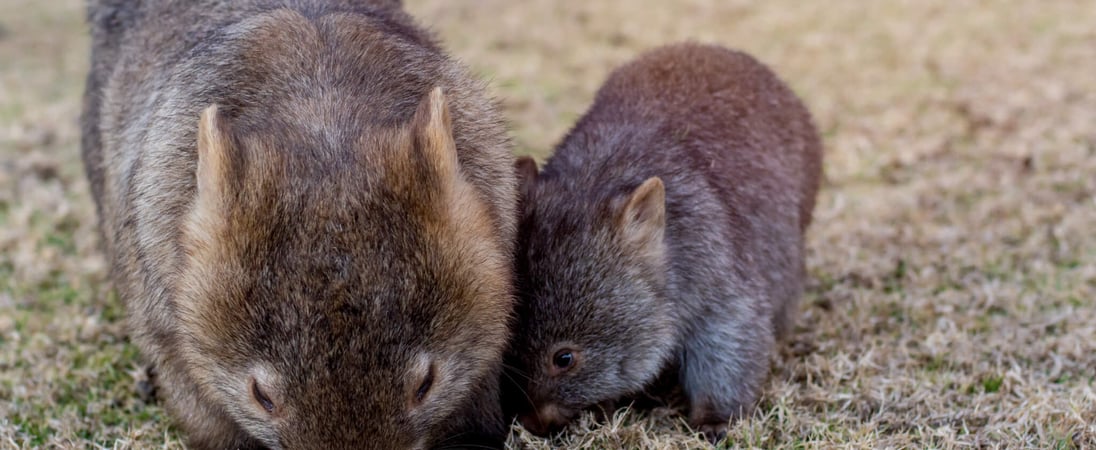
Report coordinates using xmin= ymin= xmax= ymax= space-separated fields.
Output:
xmin=1 ymin=0 xmax=1094 ymax=448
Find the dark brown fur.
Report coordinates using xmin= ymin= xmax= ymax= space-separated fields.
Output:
xmin=81 ymin=1 xmax=516 ymax=448
xmin=507 ymin=43 xmax=822 ymax=440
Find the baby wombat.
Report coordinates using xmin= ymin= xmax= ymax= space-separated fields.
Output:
xmin=82 ymin=1 xmax=516 ymax=448
xmin=508 ymin=43 xmax=822 ymax=439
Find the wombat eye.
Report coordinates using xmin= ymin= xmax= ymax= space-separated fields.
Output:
xmin=251 ymin=379 xmax=275 ymax=413
xmin=552 ymin=350 xmax=575 ymax=370
xmin=414 ymin=365 xmax=435 ymax=404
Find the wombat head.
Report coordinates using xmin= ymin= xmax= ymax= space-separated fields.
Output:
xmin=172 ymin=88 xmax=512 ymax=449
xmin=506 ymin=157 xmax=677 ymax=435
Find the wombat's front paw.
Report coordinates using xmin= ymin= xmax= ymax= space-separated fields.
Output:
xmin=689 ymin=407 xmax=730 ymax=445
xmin=591 ymin=398 xmax=618 ymax=422
xmin=136 ymin=364 xmax=158 ymax=403
xmin=695 ymin=421 xmax=728 ymax=445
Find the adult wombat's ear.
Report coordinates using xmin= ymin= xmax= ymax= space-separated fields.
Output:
xmin=616 ymin=177 xmax=666 ymax=252
xmin=196 ymin=104 xmax=234 ymax=203
xmin=515 ymin=156 xmax=538 ymax=200
xmin=412 ymin=87 xmax=459 ymax=186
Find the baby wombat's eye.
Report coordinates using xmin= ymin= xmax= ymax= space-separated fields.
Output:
xmin=549 ymin=348 xmax=580 ymax=376
xmin=553 ymin=351 xmax=574 ymax=369
xmin=251 ymin=378 xmax=276 ymax=414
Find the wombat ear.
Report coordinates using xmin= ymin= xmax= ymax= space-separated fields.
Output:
xmin=515 ymin=156 xmax=538 ymax=199
xmin=617 ymin=177 xmax=666 ymax=249
xmin=196 ymin=104 xmax=234 ymax=201
xmin=412 ymin=87 xmax=458 ymax=184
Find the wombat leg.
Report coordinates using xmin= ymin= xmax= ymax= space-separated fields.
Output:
xmin=679 ymin=305 xmax=775 ymax=443
xmin=771 ymin=259 xmax=806 ymax=342
xmin=136 ymin=363 xmax=158 ymax=403
xmin=697 ymin=422 xmax=729 ymax=445
xmin=591 ymin=398 xmax=619 ymax=422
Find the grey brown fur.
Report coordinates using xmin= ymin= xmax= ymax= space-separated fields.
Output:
xmin=82 ymin=1 xmax=517 ymax=448
xmin=507 ymin=43 xmax=822 ymax=439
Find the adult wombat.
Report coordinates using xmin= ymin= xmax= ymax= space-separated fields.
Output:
xmin=81 ymin=1 xmax=517 ymax=448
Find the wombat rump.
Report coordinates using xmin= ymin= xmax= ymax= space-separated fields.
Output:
xmin=508 ymin=43 xmax=822 ymax=439
xmin=81 ymin=1 xmax=517 ymax=448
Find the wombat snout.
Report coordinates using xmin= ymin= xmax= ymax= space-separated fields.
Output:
xmin=517 ymin=403 xmax=578 ymax=436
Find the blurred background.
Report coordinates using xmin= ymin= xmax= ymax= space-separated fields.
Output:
xmin=1 ymin=0 xmax=1093 ymax=448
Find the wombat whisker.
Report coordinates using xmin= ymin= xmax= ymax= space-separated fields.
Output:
xmin=433 ymin=431 xmax=469 ymax=445
xmin=499 ymin=367 xmax=538 ymax=412
xmin=500 ymin=362 xmax=532 ymax=381
xmin=432 ymin=431 xmax=501 ymax=450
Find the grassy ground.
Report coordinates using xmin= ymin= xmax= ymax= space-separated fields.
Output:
xmin=1 ymin=0 xmax=1094 ymax=448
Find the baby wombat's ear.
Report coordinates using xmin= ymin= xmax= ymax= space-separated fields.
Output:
xmin=195 ymin=104 xmax=236 ymax=210
xmin=515 ymin=156 xmax=538 ymax=200
xmin=616 ymin=177 xmax=666 ymax=251
xmin=411 ymin=87 xmax=459 ymax=186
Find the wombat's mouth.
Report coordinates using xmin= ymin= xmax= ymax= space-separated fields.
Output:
xmin=517 ymin=403 xmax=578 ymax=437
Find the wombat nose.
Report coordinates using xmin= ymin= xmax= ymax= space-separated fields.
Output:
xmin=518 ymin=404 xmax=571 ymax=436
xmin=518 ymin=413 xmax=556 ymax=436
xmin=518 ymin=413 xmax=542 ymax=435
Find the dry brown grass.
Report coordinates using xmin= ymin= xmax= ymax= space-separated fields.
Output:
xmin=1 ymin=0 xmax=1094 ymax=448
